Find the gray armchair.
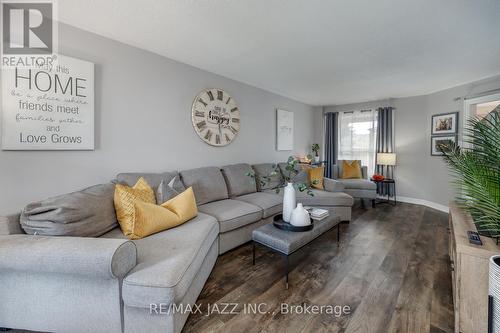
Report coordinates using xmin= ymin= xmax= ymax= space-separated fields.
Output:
xmin=332 ymin=160 xmax=377 ymax=206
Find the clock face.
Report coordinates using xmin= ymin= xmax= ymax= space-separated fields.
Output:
xmin=191 ymin=89 xmax=240 ymax=146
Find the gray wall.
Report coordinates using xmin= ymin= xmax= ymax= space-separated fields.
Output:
xmin=322 ymin=75 xmax=500 ymax=207
xmin=0 ymin=24 xmax=318 ymax=213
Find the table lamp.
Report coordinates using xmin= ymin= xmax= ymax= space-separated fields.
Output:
xmin=377 ymin=153 xmax=396 ymax=180
xmin=377 ymin=153 xmax=396 ymax=166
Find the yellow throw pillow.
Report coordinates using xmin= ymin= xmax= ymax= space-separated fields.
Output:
xmin=342 ymin=160 xmax=362 ymax=179
xmin=114 ymin=177 xmax=156 ymax=238
xmin=308 ymin=166 xmax=324 ymax=190
xmin=131 ymin=201 xmax=182 ymax=239
xmin=161 ymin=187 xmax=198 ymax=223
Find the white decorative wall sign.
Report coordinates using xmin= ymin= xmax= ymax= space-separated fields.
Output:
xmin=1 ymin=55 xmax=94 ymax=150
xmin=276 ymin=108 xmax=293 ymax=151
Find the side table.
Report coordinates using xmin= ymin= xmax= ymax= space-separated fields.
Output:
xmin=370 ymin=178 xmax=396 ymax=205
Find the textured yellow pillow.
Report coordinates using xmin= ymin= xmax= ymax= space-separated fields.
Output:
xmin=308 ymin=166 xmax=324 ymax=190
xmin=114 ymin=177 xmax=156 ymax=238
xmin=131 ymin=201 xmax=182 ymax=239
xmin=161 ymin=187 xmax=198 ymax=223
xmin=342 ymin=160 xmax=362 ymax=179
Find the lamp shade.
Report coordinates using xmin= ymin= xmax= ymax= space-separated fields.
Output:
xmin=377 ymin=153 xmax=396 ymax=166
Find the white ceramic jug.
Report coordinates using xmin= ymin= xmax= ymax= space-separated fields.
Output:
xmin=290 ymin=203 xmax=311 ymax=226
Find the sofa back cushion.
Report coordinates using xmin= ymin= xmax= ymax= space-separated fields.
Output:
xmin=278 ymin=162 xmax=310 ymax=186
xmin=221 ymin=163 xmax=257 ymax=197
xmin=180 ymin=167 xmax=229 ymax=205
xmin=252 ymin=163 xmax=284 ymax=191
xmin=20 ymin=183 xmax=118 ymax=237
xmin=116 ymin=171 xmax=185 ymax=192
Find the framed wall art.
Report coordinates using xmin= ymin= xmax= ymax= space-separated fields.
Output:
xmin=276 ymin=108 xmax=293 ymax=151
xmin=431 ymin=112 xmax=458 ymax=135
xmin=431 ymin=135 xmax=457 ymax=156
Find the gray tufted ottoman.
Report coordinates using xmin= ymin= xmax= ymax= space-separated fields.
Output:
xmin=252 ymin=213 xmax=341 ymax=289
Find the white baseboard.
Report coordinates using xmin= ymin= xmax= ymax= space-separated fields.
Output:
xmin=394 ymin=196 xmax=449 ymax=213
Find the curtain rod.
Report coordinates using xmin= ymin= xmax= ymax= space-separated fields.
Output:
xmin=463 ymin=88 xmax=500 ymax=100
xmin=324 ymin=107 xmax=396 ymax=114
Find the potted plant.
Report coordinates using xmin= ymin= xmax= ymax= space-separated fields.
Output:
xmin=438 ymin=109 xmax=500 ymax=236
xmin=311 ymin=143 xmax=320 ymax=163
xmin=246 ymin=156 xmax=318 ymax=223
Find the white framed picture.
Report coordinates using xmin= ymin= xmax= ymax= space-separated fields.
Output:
xmin=431 ymin=135 xmax=457 ymax=156
xmin=431 ymin=112 xmax=458 ymax=135
xmin=1 ymin=55 xmax=95 ymax=150
xmin=276 ymin=109 xmax=293 ymax=151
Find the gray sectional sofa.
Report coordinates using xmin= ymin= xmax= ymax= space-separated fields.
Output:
xmin=0 ymin=162 xmax=353 ymax=333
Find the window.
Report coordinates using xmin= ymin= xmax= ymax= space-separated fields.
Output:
xmin=338 ymin=110 xmax=378 ymax=175
xmin=463 ymin=92 xmax=500 ymax=147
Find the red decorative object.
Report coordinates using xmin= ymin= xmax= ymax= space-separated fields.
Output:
xmin=372 ymin=174 xmax=385 ymax=181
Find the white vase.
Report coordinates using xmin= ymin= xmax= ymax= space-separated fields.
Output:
xmin=282 ymin=182 xmax=296 ymax=222
xmin=290 ymin=203 xmax=311 ymax=227
xmin=314 ymin=156 xmax=320 ymax=163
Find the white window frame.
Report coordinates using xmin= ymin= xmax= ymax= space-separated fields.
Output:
xmin=463 ymin=92 xmax=500 ymax=147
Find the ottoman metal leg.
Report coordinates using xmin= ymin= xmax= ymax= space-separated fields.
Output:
xmin=337 ymin=224 xmax=340 ymax=246
xmin=252 ymin=242 xmax=256 ymax=266
xmin=284 ymin=255 xmax=289 ymax=289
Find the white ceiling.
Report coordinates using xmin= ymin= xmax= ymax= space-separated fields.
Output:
xmin=58 ymin=0 xmax=500 ymax=106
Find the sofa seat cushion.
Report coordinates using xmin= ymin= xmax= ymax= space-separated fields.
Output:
xmin=264 ymin=188 xmax=353 ymax=207
xmin=198 ymin=199 xmax=263 ymax=233
xmin=339 ymin=179 xmax=377 ymax=190
xmin=103 ymin=213 xmax=218 ymax=308
xmin=235 ymin=192 xmax=282 ymax=218
xmin=180 ymin=167 xmax=229 ymax=205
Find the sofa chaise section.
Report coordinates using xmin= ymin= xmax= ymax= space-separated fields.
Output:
xmin=0 ymin=229 xmax=136 ymax=333
xmin=331 ymin=160 xmax=377 ymax=205
xmin=102 ymin=213 xmax=219 ymax=333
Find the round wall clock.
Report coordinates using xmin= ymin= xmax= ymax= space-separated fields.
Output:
xmin=191 ymin=88 xmax=240 ymax=146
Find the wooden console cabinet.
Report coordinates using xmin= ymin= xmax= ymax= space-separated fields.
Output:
xmin=449 ymin=202 xmax=500 ymax=333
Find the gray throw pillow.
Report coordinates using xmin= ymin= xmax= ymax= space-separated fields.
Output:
xmin=156 ymin=177 xmax=181 ymax=204
xmin=20 ymin=183 xmax=118 ymax=237
xmin=115 ymin=171 xmax=184 ymax=191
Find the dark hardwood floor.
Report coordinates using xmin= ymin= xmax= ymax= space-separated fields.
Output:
xmin=183 ymin=202 xmax=454 ymax=333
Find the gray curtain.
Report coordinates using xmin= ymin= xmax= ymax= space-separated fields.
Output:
xmin=376 ymin=107 xmax=394 ymax=196
xmin=324 ymin=112 xmax=338 ymax=178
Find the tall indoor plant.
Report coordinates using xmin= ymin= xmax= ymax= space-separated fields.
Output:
xmin=438 ymin=109 xmax=500 ymax=236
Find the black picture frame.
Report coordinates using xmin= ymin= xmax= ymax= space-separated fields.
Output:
xmin=431 ymin=135 xmax=457 ymax=156
xmin=431 ymin=111 xmax=459 ymax=135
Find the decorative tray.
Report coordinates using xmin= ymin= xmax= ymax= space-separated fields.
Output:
xmin=272 ymin=214 xmax=313 ymax=232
